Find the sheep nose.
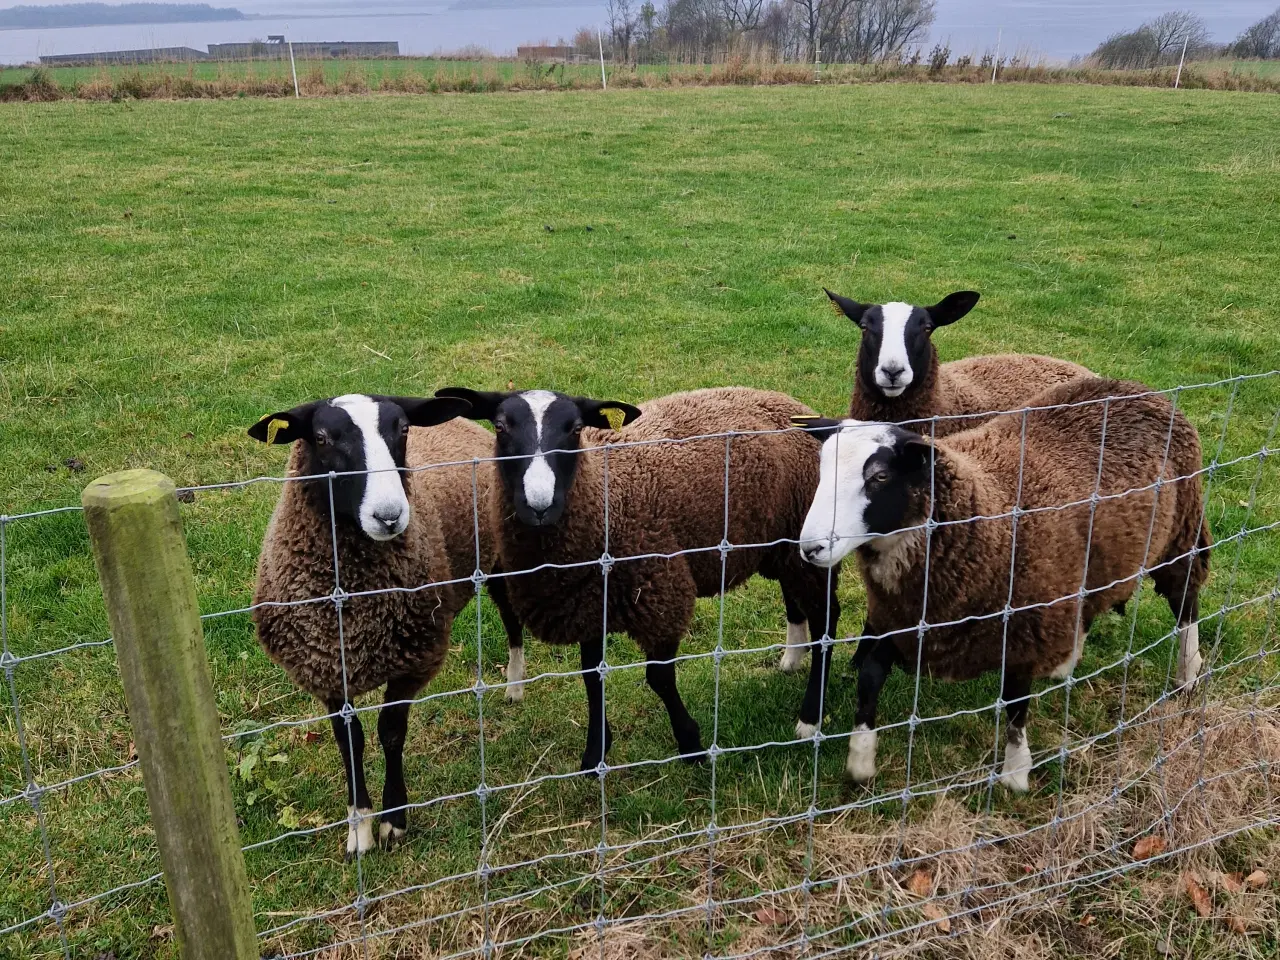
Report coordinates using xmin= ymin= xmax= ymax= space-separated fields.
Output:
xmin=801 ymin=544 xmax=826 ymax=563
xmin=373 ymin=506 xmax=404 ymax=530
xmin=881 ymin=364 xmax=905 ymax=383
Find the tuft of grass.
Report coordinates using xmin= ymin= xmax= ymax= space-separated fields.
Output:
xmin=0 ymin=83 xmax=1278 ymax=958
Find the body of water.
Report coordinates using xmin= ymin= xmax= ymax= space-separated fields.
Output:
xmin=0 ymin=0 xmax=1269 ymax=66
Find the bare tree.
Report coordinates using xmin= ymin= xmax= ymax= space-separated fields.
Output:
xmin=608 ymin=0 xmax=639 ymax=62
xmin=720 ymin=0 xmax=767 ymax=31
xmin=1234 ymin=7 xmax=1280 ymax=59
xmin=790 ymin=0 xmax=862 ymax=63
xmin=832 ymin=0 xmax=935 ymax=63
xmin=1145 ymin=10 xmax=1210 ymax=60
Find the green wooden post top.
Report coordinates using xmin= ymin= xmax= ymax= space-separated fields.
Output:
xmin=83 ymin=469 xmax=258 ymax=960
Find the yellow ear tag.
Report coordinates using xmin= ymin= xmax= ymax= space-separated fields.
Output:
xmin=265 ymin=418 xmax=291 ymax=445
xmin=791 ymin=415 xmax=820 ymax=428
xmin=601 ymin=407 xmax=627 ymax=432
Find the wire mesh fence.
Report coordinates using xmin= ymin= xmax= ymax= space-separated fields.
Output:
xmin=3 ymin=371 xmax=1279 ymax=958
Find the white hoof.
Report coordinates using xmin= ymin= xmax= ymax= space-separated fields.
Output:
xmin=845 ymin=724 xmax=877 ymax=783
xmin=1000 ymin=730 xmax=1031 ymax=793
xmin=1176 ymin=623 xmax=1203 ymax=689
xmin=505 ymin=648 xmax=526 ymax=702
xmin=779 ymin=621 xmax=808 ymax=673
xmin=795 ymin=719 xmax=820 ymax=740
xmin=345 ymin=806 xmax=376 ymax=859
xmin=378 ymin=820 xmax=407 ymax=848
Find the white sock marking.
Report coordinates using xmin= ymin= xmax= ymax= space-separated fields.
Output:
xmin=795 ymin=719 xmax=820 ymax=740
xmin=1176 ymin=622 xmax=1203 ymax=687
xmin=846 ymin=724 xmax=877 ymax=783
xmin=506 ymin=646 xmax=526 ymax=702
xmin=1000 ymin=727 xmax=1031 ymax=793
xmin=346 ymin=805 xmax=376 ymax=857
xmin=779 ymin=621 xmax=808 ymax=673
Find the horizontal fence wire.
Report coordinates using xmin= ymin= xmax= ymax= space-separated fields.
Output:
xmin=2 ymin=371 xmax=1278 ymax=958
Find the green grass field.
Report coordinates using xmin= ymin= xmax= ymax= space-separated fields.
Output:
xmin=2 ymin=83 xmax=1279 ymax=959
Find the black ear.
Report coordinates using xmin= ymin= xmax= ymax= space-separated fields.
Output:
xmin=923 ymin=291 xmax=979 ymax=328
xmin=434 ymin=388 xmax=508 ymax=422
xmin=388 ymin=396 xmax=473 ymax=427
xmin=897 ymin=436 xmax=935 ymax=475
xmin=576 ymin=398 xmax=643 ymax=431
xmin=824 ymin=289 xmax=871 ymax=327
xmin=790 ymin=414 xmax=844 ymax=442
xmin=248 ymin=401 xmax=322 ymax=444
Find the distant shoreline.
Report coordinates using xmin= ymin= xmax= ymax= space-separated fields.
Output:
xmin=0 ymin=3 xmax=247 ymax=31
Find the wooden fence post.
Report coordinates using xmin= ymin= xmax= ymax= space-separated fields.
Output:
xmin=83 ymin=469 xmax=258 ymax=960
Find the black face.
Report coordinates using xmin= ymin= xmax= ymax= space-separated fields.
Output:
xmin=436 ymin=388 xmax=642 ymax=528
xmin=861 ymin=427 xmax=934 ymax=539
xmin=824 ymin=289 xmax=981 ymax=401
xmin=248 ymin=394 xmax=471 ymax=540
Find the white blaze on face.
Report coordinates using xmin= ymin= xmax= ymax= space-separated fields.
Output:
xmin=332 ymin=394 xmax=409 ymax=541
xmin=799 ymin=423 xmax=895 ymax=568
xmin=521 ymin=390 xmax=557 ymax=513
xmin=874 ymin=302 xmax=915 ymax=397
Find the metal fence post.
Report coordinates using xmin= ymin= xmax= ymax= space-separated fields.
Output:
xmin=82 ymin=469 xmax=258 ymax=960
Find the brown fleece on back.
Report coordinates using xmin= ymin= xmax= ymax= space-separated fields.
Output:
xmin=489 ymin=387 xmax=837 ymax=657
xmin=253 ymin=418 xmax=500 ymax=699
xmin=859 ymin=377 xmax=1209 ymax=681
xmin=851 ymin=352 xmax=1094 ymax=437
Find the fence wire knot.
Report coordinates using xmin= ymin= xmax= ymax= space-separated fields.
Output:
xmin=470 ymin=568 xmax=488 ymax=588
xmin=598 ymin=551 xmax=614 ymax=574
xmin=329 ymin=586 xmax=348 ymax=610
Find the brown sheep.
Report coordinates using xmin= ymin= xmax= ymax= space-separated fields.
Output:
xmin=250 ymin=394 xmax=522 ymax=857
xmin=825 ymin=289 xmax=1093 ymax=435
xmin=435 ymin=386 xmax=843 ymax=772
xmin=797 ymin=377 xmax=1210 ymax=791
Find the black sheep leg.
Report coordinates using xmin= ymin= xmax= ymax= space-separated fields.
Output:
xmin=846 ymin=636 xmax=897 ymax=784
xmin=487 ymin=573 xmax=527 ymax=702
xmin=999 ymin=671 xmax=1033 ymax=792
xmin=796 ymin=582 xmax=841 ymax=735
xmin=645 ymin=658 xmax=705 ymax=762
xmin=579 ymin=636 xmax=613 ymax=772
xmin=326 ymin=696 xmax=373 ymax=860
xmin=377 ymin=676 xmax=425 ymax=848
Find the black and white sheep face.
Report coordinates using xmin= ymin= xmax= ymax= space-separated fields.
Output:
xmin=798 ymin=421 xmax=932 ymax=568
xmin=434 ymin=387 xmax=643 ymax=528
xmin=824 ymin=289 xmax=981 ymax=400
xmin=248 ymin=394 xmax=471 ymax=541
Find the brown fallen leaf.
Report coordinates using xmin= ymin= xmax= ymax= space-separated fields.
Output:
xmin=303 ymin=730 xmax=322 ymax=744
xmin=126 ymin=741 xmax=138 ymax=762
xmin=907 ymin=868 xmax=933 ymax=898
xmin=1228 ymin=914 xmax=1247 ymax=934
xmin=150 ymin=924 xmax=174 ymax=940
xmin=1078 ymin=914 xmax=1096 ymax=927
xmin=753 ymin=906 xmax=789 ymax=926
xmin=1210 ymin=871 xmax=1242 ymax=894
xmin=922 ymin=901 xmax=952 ymax=934
xmin=1132 ymin=835 xmax=1167 ymax=860
xmin=1244 ymin=870 xmax=1268 ymax=889
xmin=1183 ymin=872 xmax=1212 ymax=918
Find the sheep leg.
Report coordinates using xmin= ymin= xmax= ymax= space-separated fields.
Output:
xmin=999 ymin=672 xmax=1033 ymax=793
xmin=488 ymin=575 xmax=527 ymax=702
xmin=377 ymin=676 xmax=425 ymax=849
xmin=795 ymin=583 xmax=841 ymax=738
xmin=847 ymin=637 xmax=896 ymax=784
xmin=1153 ymin=568 xmax=1203 ymax=689
xmin=778 ymin=587 xmax=809 ymax=674
xmin=645 ymin=659 xmax=705 ymax=763
xmin=579 ymin=636 xmax=613 ymax=773
xmin=326 ymin=697 xmax=375 ymax=861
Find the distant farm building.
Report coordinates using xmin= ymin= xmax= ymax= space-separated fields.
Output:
xmin=206 ymin=41 xmax=399 ymax=59
xmin=40 ymin=47 xmax=208 ymax=66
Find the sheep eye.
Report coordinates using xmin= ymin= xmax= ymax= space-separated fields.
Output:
xmin=870 ymin=470 xmax=890 ymax=485
xmin=315 ymin=431 xmax=328 ymax=447
xmin=400 ymin=422 xmax=410 ymax=437
xmin=572 ymin=422 xmax=584 ymax=435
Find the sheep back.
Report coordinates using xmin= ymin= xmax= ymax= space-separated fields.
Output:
xmin=253 ymin=419 xmax=498 ymax=699
xmin=493 ymin=387 xmax=824 ymax=654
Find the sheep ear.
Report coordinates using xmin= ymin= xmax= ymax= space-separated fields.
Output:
xmin=790 ymin=415 xmax=843 ymax=442
xmin=924 ymin=291 xmax=979 ymax=328
xmin=434 ymin=388 xmax=507 ymax=422
xmin=248 ymin=401 xmax=321 ymax=444
xmin=389 ymin=396 xmax=473 ymax=427
xmin=897 ymin=436 xmax=935 ymax=475
xmin=824 ymin=289 xmax=870 ymax=327
xmin=577 ymin=398 xmax=643 ymax=431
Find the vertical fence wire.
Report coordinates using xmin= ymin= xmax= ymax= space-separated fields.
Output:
xmin=596 ymin=443 xmax=612 ymax=958
xmin=705 ymin=433 xmax=733 ymax=954
xmin=470 ymin=458 xmax=494 ymax=959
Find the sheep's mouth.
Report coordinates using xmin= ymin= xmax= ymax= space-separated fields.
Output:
xmin=876 ymin=383 xmax=907 ymax=398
